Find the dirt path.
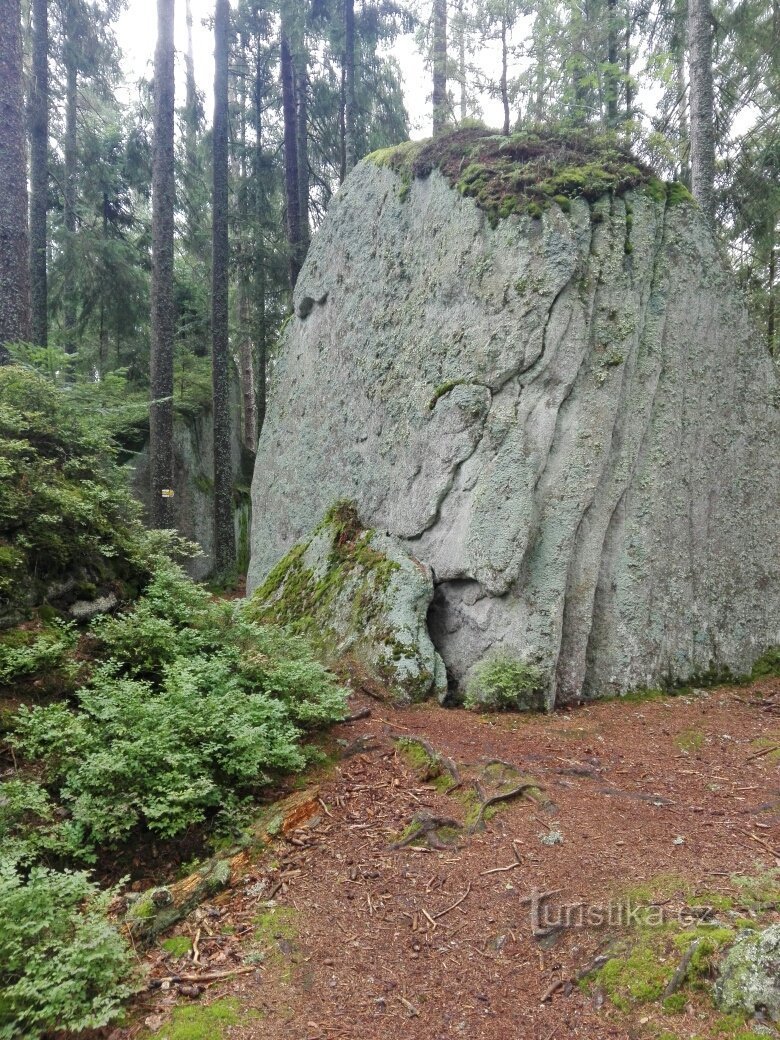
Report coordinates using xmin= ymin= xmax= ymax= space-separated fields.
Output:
xmin=129 ymin=680 xmax=780 ymax=1040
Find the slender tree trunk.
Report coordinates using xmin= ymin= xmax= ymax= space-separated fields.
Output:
xmin=769 ymin=236 xmax=776 ymax=356
xmin=432 ymin=0 xmax=448 ymax=134
xmin=212 ymin=0 xmax=236 ymax=573
xmin=675 ymin=0 xmax=690 ymax=184
xmin=296 ymin=63 xmax=310 ymax=256
xmin=63 ymin=11 xmax=78 ymax=350
xmin=500 ymin=15 xmax=509 ymax=134
xmin=254 ymin=45 xmax=267 ymax=433
xmin=150 ymin=0 xmax=176 ymax=529
xmin=236 ymin=34 xmax=256 ymax=451
xmin=457 ymin=0 xmax=467 ymax=121
xmin=688 ymin=0 xmax=716 ymax=219
xmin=344 ymin=0 xmax=356 ymax=174
xmin=606 ymin=0 xmax=619 ymax=125
xmin=0 ymin=0 xmax=31 ymax=358
xmin=280 ymin=22 xmax=302 ymax=289
xmin=29 ymin=0 xmax=48 ymax=347
xmin=184 ymin=0 xmax=198 ymax=166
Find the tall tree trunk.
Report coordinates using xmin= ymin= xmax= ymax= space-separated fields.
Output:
xmin=432 ymin=0 xmax=447 ymax=134
xmin=344 ymin=0 xmax=356 ymax=174
xmin=624 ymin=2 xmax=632 ymax=122
xmin=63 ymin=8 xmax=77 ymax=350
xmin=605 ymin=0 xmax=619 ymax=126
xmin=254 ymin=44 xmax=267 ymax=434
xmin=457 ymin=0 xmax=467 ymax=121
xmin=29 ymin=0 xmax=48 ymax=347
xmin=688 ymin=0 xmax=716 ymax=219
xmin=0 ymin=0 xmax=31 ymax=358
xmin=184 ymin=0 xmax=198 ymax=167
xmin=236 ymin=33 xmax=256 ymax=451
xmin=212 ymin=0 xmax=236 ymax=573
xmin=150 ymin=0 xmax=176 ymax=529
xmin=675 ymin=0 xmax=690 ymax=184
xmin=500 ymin=15 xmax=509 ymax=135
xmin=296 ymin=63 xmax=310 ymax=256
xmin=280 ymin=22 xmax=302 ymax=289
xmin=769 ymin=235 xmax=776 ymax=356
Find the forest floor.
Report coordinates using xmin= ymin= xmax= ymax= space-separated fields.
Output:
xmin=117 ymin=677 xmax=780 ymax=1040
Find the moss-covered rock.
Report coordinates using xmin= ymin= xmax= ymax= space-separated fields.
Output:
xmin=367 ymin=125 xmax=691 ymax=227
xmin=246 ymin=502 xmax=447 ymax=705
xmin=715 ymin=925 xmax=780 ymax=1021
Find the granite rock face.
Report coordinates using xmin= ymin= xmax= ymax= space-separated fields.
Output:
xmin=248 ymin=150 xmax=780 ymax=706
xmin=247 ymin=504 xmax=447 ymax=705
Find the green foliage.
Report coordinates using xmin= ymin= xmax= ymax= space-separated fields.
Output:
xmin=10 ymin=561 xmax=347 ymax=856
xmin=0 ymin=620 xmax=77 ymax=687
xmin=464 ymin=653 xmax=546 ymax=711
xmin=0 ymin=365 xmax=149 ymax=615
xmin=750 ymin=646 xmax=780 ymax=679
xmin=0 ymin=860 xmax=138 ymax=1039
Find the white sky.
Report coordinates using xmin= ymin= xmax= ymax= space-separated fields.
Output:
xmin=115 ymin=0 xmax=507 ymax=138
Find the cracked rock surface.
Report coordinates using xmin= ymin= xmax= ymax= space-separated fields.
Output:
xmin=248 ymin=159 xmax=780 ymax=705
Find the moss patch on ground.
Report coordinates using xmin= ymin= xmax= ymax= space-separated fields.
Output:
xmin=155 ymin=997 xmax=260 ymax=1040
xmin=367 ymin=126 xmax=691 ymax=227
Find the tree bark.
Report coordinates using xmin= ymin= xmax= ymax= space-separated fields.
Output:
xmin=769 ymin=237 xmax=776 ymax=356
xmin=150 ymin=0 xmax=176 ymax=529
xmin=296 ymin=62 xmax=310 ymax=256
xmin=500 ymin=15 xmax=509 ymax=135
xmin=457 ymin=0 xmax=467 ymax=121
xmin=0 ymin=0 xmax=31 ymax=358
xmin=29 ymin=0 xmax=48 ymax=347
xmin=675 ymin=0 xmax=690 ymax=184
xmin=605 ymin=0 xmax=619 ymax=126
xmin=344 ymin=0 xmax=356 ymax=174
xmin=280 ymin=21 xmax=302 ymax=289
xmin=432 ymin=0 xmax=448 ymax=135
xmin=211 ymin=0 xmax=236 ymax=574
xmin=254 ymin=44 xmax=267 ymax=434
xmin=236 ymin=33 xmax=256 ymax=452
xmin=62 ymin=6 xmax=78 ymax=350
xmin=688 ymin=0 xmax=716 ymax=219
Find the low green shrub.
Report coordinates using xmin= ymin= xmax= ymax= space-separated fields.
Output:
xmin=464 ymin=654 xmax=546 ymax=712
xmin=0 ymin=859 xmax=139 ymax=1039
xmin=10 ymin=561 xmax=348 ymax=857
xmin=0 ymin=620 xmax=77 ymax=687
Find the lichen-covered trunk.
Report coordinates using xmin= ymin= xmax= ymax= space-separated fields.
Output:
xmin=674 ymin=0 xmax=690 ymax=184
xmin=149 ymin=0 xmax=176 ymax=529
xmin=280 ymin=23 xmax=302 ymax=289
xmin=0 ymin=0 xmax=30 ymax=358
xmin=688 ymin=0 xmax=716 ymax=219
xmin=605 ymin=0 xmax=619 ymax=126
xmin=28 ymin=0 xmax=48 ymax=348
xmin=432 ymin=0 xmax=448 ymax=135
xmin=344 ymin=0 xmax=356 ymax=174
xmin=211 ymin=0 xmax=236 ymax=574
xmin=457 ymin=0 xmax=467 ymax=121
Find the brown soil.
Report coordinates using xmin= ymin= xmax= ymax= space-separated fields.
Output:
xmin=121 ymin=679 xmax=780 ymax=1040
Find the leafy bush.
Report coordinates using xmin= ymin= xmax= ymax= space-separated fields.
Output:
xmin=0 ymin=858 xmax=139 ymax=1039
xmin=464 ymin=654 xmax=546 ymax=712
xmin=0 ymin=365 xmax=148 ymax=615
xmin=0 ymin=620 xmax=77 ymax=687
xmin=11 ymin=562 xmax=348 ymax=856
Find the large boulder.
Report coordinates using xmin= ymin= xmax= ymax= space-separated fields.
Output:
xmin=248 ymin=129 xmax=780 ymax=706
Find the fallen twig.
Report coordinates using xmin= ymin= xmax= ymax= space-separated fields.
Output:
xmin=150 ymin=966 xmax=255 ymax=988
xmin=663 ymin=940 xmax=701 ymax=998
xmin=433 ymin=882 xmax=472 ymax=919
xmin=745 ymin=744 xmax=780 ymax=764
xmin=739 ymin=828 xmax=780 ymax=859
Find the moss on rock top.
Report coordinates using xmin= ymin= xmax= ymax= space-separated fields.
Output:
xmin=367 ymin=125 xmax=692 ymax=226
